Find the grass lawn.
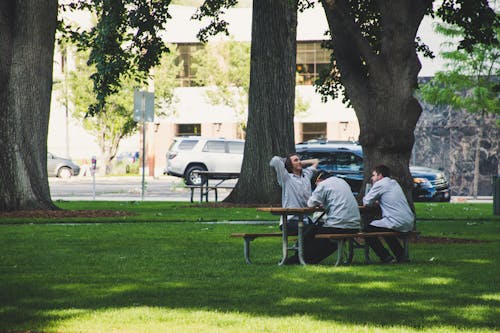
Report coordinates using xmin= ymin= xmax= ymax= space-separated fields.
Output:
xmin=0 ymin=202 xmax=499 ymax=332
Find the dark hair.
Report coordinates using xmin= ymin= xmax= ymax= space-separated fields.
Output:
xmin=315 ymin=171 xmax=331 ymax=182
xmin=284 ymin=153 xmax=299 ymax=173
xmin=372 ymin=164 xmax=391 ymax=177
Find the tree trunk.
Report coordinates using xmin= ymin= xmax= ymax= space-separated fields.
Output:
xmin=225 ymin=0 xmax=298 ymax=204
xmin=472 ymin=118 xmax=483 ymax=199
xmin=321 ymin=0 xmax=432 ymax=208
xmin=0 ymin=1 xmax=58 ymax=211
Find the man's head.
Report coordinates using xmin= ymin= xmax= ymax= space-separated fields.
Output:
xmin=314 ymin=171 xmax=331 ymax=185
xmin=371 ymin=164 xmax=390 ymax=184
xmin=285 ymin=153 xmax=302 ymax=174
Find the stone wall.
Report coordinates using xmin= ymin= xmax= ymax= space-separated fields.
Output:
xmin=413 ymin=103 xmax=499 ymax=196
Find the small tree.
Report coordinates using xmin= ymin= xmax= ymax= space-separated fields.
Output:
xmin=67 ymin=48 xmax=181 ymax=174
xmin=419 ymin=24 xmax=500 ymax=197
xmin=192 ymin=40 xmax=251 ymax=136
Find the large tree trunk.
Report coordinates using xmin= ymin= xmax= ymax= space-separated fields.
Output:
xmin=0 ymin=1 xmax=58 ymax=211
xmin=225 ymin=0 xmax=297 ymax=204
xmin=321 ymin=0 xmax=432 ymax=208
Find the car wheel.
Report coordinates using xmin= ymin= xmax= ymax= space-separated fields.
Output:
xmin=185 ymin=165 xmax=206 ymax=185
xmin=57 ymin=167 xmax=72 ymax=179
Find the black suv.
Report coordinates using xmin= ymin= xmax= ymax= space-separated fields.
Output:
xmin=295 ymin=141 xmax=450 ymax=202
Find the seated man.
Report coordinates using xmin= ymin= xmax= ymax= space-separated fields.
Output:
xmin=269 ymin=154 xmax=318 ymax=234
xmin=286 ymin=172 xmax=361 ymax=264
xmin=363 ymin=164 xmax=415 ymax=263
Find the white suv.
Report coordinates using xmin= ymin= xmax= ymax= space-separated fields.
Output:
xmin=164 ymin=136 xmax=244 ymax=185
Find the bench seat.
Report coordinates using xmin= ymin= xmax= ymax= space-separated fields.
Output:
xmin=231 ymin=230 xmax=419 ymax=265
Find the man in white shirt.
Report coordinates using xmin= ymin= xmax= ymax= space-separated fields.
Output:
xmin=269 ymin=154 xmax=319 ymax=234
xmin=363 ymin=165 xmax=415 ymax=263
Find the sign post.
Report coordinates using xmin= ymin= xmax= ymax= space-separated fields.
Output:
xmin=133 ymin=89 xmax=154 ymax=200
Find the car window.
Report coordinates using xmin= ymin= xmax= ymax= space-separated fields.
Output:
xmin=203 ymin=141 xmax=226 ymax=153
xmin=177 ymin=139 xmax=198 ymax=150
xmin=336 ymin=152 xmax=362 ymax=171
xmin=227 ymin=141 xmax=244 ymax=154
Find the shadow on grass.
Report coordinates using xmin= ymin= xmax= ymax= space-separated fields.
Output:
xmin=1 ymin=222 xmax=499 ymax=331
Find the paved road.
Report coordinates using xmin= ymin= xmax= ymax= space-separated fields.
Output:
xmin=49 ymin=175 xmax=236 ymax=202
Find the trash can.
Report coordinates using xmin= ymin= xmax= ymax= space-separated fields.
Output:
xmin=494 ymin=175 xmax=500 ymax=216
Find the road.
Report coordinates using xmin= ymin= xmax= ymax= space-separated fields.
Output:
xmin=49 ymin=175 xmax=237 ymax=202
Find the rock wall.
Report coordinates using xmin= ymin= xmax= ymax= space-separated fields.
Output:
xmin=413 ymin=103 xmax=499 ymax=196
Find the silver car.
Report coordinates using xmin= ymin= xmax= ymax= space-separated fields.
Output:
xmin=47 ymin=152 xmax=80 ymax=179
xmin=164 ymin=137 xmax=244 ymax=185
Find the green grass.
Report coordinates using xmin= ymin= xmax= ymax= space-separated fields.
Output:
xmin=0 ymin=202 xmax=499 ymax=332
xmin=1 ymin=201 xmax=498 ymax=224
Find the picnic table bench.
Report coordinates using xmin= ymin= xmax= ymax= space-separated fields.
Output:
xmin=231 ymin=206 xmax=419 ymax=266
xmin=188 ymin=171 xmax=239 ymax=202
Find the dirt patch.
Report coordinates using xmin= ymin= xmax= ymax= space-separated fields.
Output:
xmin=0 ymin=210 xmax=134 ymax=219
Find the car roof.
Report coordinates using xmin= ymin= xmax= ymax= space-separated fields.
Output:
xmin=174 ymin=136 xmax=244 ymax=142
xmin=295 ymin=142 xmax=363 ymax=154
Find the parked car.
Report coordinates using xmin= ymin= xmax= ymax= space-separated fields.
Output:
xmin=164 ymin=137 xmax=244 ymax=185
xmin=47 ymin=152 xmax=80 ymax=179
xmin=295 ymin=141 xmax=451 ymax=202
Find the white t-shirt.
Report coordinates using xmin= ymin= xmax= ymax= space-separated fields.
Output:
xmin=363 ymin=177 xmax=415 ymax=232
xmin=307 ymin=176 xmax=361 ymax=229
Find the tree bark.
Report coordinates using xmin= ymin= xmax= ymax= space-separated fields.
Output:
xmin=321 ymin=0 xmax=432 ymax=208
xmin=0 ymin=1 xmax=58 ymax=211
xmin=225 ymin=0 xmax=298 ymax=204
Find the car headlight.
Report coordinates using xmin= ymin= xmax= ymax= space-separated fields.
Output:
xmin=413 ymin=177 xmax=431 ymax=186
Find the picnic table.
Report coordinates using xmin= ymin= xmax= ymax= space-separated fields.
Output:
xmin=232 ymin=206 xmax=419 ymax=266
xmin=188 ymin=171 xmax=239 ymax=202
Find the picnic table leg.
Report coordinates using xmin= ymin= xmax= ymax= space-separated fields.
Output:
xmin=243 ymin=237 xmax=253 ymax=264
xmin=278 ymin=214 xmax=289 ymax=265
xmin=402 ymin=236 xmax=409 ymax=261
xmin=364 ymin=240 xmax=372 ymax=264
xmin=334 ymin=239 xmax=345 ymax=266
xmin=297 ymin=218 xmax=306 ymax=265
xmin=190 ymin=188 xmax=194 ymax=203
xmin=214 ymin=188 xmax=218 ymax=202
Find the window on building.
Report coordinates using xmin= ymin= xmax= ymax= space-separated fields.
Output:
xmin=302 ymin=122 xmax=327 ymax=142
xmin=177 ymin=124 xmax=201 ymax=136
xmin=176 ymin=43 xmax=204 ymax=87
xmin=296 ymin=41 xmax=331 ymax=85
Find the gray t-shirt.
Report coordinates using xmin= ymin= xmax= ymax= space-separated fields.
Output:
xmin=270 ymin=156 xmax=315 ymax=221
xmin=363 ymin=177 xmax=415 ymax=232
xmin=307 ymin=176 xmax=361 ymax=229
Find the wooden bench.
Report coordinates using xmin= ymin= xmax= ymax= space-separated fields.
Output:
xmin=231 ymin=230 xmax=419 ymax=266
xmin=315 ymin=231 xmax=420 ymax=266
xmin=186 ymin=184 xmax=235 ymax=202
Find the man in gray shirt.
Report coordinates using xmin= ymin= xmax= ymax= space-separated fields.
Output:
xmin=284 ymin=172 xmax=361 ymax=264
xmin=269 ymin=154 xmax=318 ymax=233
xmin=363 ymin=164 xmax=415 ymax=263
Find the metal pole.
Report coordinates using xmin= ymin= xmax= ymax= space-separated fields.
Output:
xmin=141 ymin=93 xmax=146 ymax=201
